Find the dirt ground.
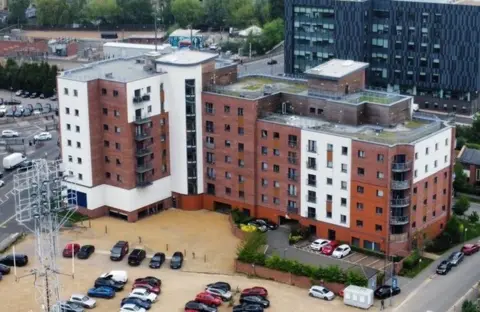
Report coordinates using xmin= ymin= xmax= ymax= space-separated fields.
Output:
xmin=23 ymin=30 xmax=156 ymax=40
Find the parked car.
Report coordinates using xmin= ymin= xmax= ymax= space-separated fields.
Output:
xmin=252 ymin=218 xmax=278 ymax=230
xmin=120 ymin=303 xmax=146 ymax=312
xmin=34 ymin=132 xmax=52 ymax=141
xmin=205 ymin=286 xmax=232 ymax=301
xmin=0 ymin=180 xmax=4 ymax=187
xmin=240 ymin=295 xmax=270 ymax=307
xmin=34 ymin=103 xmax=43 ymax=112
xmin=30 ymin=92 xmax=37 ymax=98
xmin=39 ymin=93 xmax=45 ymax=99
xmin=331 ymin=244 xmax=352 ymax=259
xmin=195 ymin=292 xmax=222 ymax=306
xmin=14 ymin=109 xmax=23 ymax=117
xmin=309 ymin=286 xmax=335 ymax=301
xmin=128 ymin=288 xmax=157 ymax=303
xmin=87 ymin=286 xmax=115 ymax=299
xmin=170 ymin=251 xmax=184 ymax=269
xmin=1 ymin=129 xmax=19 ymax=137
xmin=149 ymin=252 xmax=165 ymax=269
xmin=5 ymin=108 xmax=14 ymax=117
xmin=68 ymin=294 xmax=96 ymax=309
xmin=310 ymin=239 xmax=330 ymax=251
xmin=15 ymin=90 xmax=22 ymax=96
xmin=206 ymin=282 xmax=231 ymax=292
xmin=0 ymin=254 xmax=28 ymax=266
xmin=121 ymin=297 xmax=152 ymax=310
xmin=461 ymin=244 xmax=479 ymax=255
xmin=77 ymin=245 xmax=95 ymax=259
xmin=132 ymin=282 xmax=160 ymax=294
xmin=436 ymin=260 xmax=453 ymax=275
xmin=50 ymin=95 xmax=58 ymax=101
xmin=110 ymin=241 xmax=129 ymax=261
xmin=374 ymin=285 xmax=401 ymax=299
xmin=448 ymin=251 xmax=465 ymax=266
xmin=134 ymin=277 xmax=161 ymax=287
xmin=321 ymin=241 xmax=340 ymax=256
xmin=128 ymin=249 xmax=146 ymax=266
xmin=22 ymin=92 xmax=29 ymax=98
xmin=23 ymin=108 xmax=32 ymax=117
xmin=184 ymin=300 xmax=217 ymax=312
xmin=267 ymin=59 xmax=278 ymax=65
xmin=241 ymin=287 xmax=268 ymax=298
xmin=0 ymin=263 xmax=11 ymax=274
xmin=63 ymin=243 xmax=81 ymax=258
xmin=247 ymin=221 xmax=268 ymax=232
xmin=94 ymin=278 xmax=124 ymax=291
xmin=99 ymin=270 xmax=128 ymax=283
xmin=56 ymin=301 xmax=84 ymax=312
xmin=233 ymin=304 xmax=264 ymax=312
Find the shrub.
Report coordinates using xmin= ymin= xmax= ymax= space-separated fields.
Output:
xmin=231 ymin=209 xmax=253 ymax=225
xmin=468 ymin=211 xmax=480 ymax=224
xmin=288 ymin=234 xmax=303 ymax=245
xmin=290 ymin=224 xmax=310 ymax=239
xmin=402 ymin=250 xmax=421 ymax=270
xmin=236 ymin=231 xmax=267 ymax=265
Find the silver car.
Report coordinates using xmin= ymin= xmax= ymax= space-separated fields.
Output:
xmin=309 ymin=286 xmax=335 ymax=301
xmin=55 ymin=301 xmax=85 ymax=312
xmin=68 ymin=294 xmax=96 ymax=308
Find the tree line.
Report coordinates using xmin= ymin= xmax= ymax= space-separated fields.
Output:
xmin=8 ymin=0 xmax=284 ymax=30
xmin=0 ymin=59 xmax=58 ymax=96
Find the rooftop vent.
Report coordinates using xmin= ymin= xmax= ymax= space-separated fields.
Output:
xmin=342 ymin=60 xmax=354 ymax=67
xmin=104 ymin=72 xmax=113 ymax=78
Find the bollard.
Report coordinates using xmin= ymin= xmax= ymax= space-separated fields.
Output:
xmin=204 ymin=254 xmax=206 ymax=263
xmin=105 ymin=225 xmax=107 ymax=234
xmin=192 ymin=252 xmax=195 ymax=259
xmin=166 ymin=243 xmax=168 ymax=251
xmin=139 ymin=236 xmax=142 ymax=244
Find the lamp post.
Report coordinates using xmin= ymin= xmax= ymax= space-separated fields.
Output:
xmin=464 ymin=228 xmax=468 ymax=242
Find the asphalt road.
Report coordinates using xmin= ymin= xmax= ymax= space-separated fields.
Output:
xmin=238 ymin=54 xmax=285 ymax=77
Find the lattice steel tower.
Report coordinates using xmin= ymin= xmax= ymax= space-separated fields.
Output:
xmin=13 ymin=159 xmax=77 ymax=312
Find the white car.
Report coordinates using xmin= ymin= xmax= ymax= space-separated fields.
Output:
xmin=120 ymin=303 xmax=146 ymax=312
xmin=15 ymin=90 xmax=22 ymax=96
xmin=1 ymin=130 xmax=19 ymax=138
xmin=33 ymin=109 xmax=42 ymax=115
xmin=68 ymin=294 xmax=96 ymax=308
xmin=205 ymin=286 xmax=232 ymax=301
xmin=309 ymin=286 xmax=335 ymax=300
xmin=332 ymin=244 xmax=351 ymax=259
xmin=34 ymin=132 xmax=52 ymax=141
xmin=0 ymin=180 xmax=4 ymax=187
xmin=310 ymin=239 xmax=330 ymax=251
xmin=99 ymin=270 xmax=128 ymax=283
xmin=128 ymin=288 xmax=157 ymax=303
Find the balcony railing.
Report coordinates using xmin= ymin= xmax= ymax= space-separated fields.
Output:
xmin=390 ymin=215 xmax=409 ymax=225
xmin=307 ymin=147 xmax=317 ymax=153
xmin=135 ymin=147 xmax=153 ymax=157
xmin=390 ymin=233 xmax=408 ymax=242
xmin=288 ymin=157 xmax=297 ymax=165
xmin=307 ymin=196 xmax=317 ymax=203
xmin=392 ymin=161 xmax=412 ymax=172
xmin=135 ymin=132 xmax=152 ymax=141
xmin=136 ymin=180 xmax=152 ymax=187
xmin=288 ymin=141 xmax=298 ymax=148
xmin=206 ymin=158 xmax=215 ymax=164
xmin=306 ymin=162 xmax=317 ymax=170
xmin=287 ymin=174 xmax=298 ymax=181
xmin=391 ymin=180 xmax=410 ymax=190
xmin=205 ymin=142 xmax=215 ymax=149
xmin=390 ymin=198 xmax=410 ymax=207
xmin=136 ymin=163 xmax=153 ymax=173
xmin=133 ymin=96 xmax=143 ymax=103
xmin=207 ymin=174 xmax=216 ymax=180
xmin=287 ymin=207 xmax=298 ymax=214
xmin=307 ymin=179 xmax=317 ymax=187
xmin=287 ymin=191 xmax=297 ymax=197
xmin=134 ymin=115 xmax=151 ymax=124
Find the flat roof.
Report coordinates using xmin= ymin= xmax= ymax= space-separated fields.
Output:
xmin=304 ymin=59 xmax=369 ymax=80
xmin=155 ymin=50 xmax=217 ymax=66
xmin=59 ymin=57 xmax=163 ymax=83
xmin=103 ymin=42 xmax=172 ymax=51
xmin=169 ymin=29 xmax=201 ymax=37
xmin=394 ymin=0 xmax=480 ymax=4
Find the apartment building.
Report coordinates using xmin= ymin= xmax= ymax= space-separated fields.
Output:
xmin=284 ymin=0 xmax=480 ymax=115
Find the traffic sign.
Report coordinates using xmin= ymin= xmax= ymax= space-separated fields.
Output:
xmin=392 ymin=276 xmax=398 ymax=288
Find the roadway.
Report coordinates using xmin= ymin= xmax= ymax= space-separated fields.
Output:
xmin=237 ymin=54 xmax=285 ymax=77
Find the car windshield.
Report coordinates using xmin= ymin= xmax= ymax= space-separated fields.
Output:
xmin=111 ymin=247 xmax=122 ymax=254
xmin=172 ymin=256 xmax=181 ymax=262
xmin=336 ymin=247 xmax=344 ymax=251
xmin=152 ymin=256 xmax=161 ymax=261
xmin=81 ymin=296 xmax=89 ymax=301
xmin=322 ymin=289 xmax=329 ymax=294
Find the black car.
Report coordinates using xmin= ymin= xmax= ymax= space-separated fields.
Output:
xmin=374 ymin=285 xmax=401 ymax=299
xmin=77 ymin=245 xmax=95 ymax=259
xmin=448 ymin=251 xmax=465 ymax=266
xmin=39 ymin=94 xmax=45 ymax=99
xmin=22 ymin=92 xmax=29 ymax=98
xmin=207 ymin=281 xmax=231 ymax=292
xmin=0 ymin=254 xmax=28 ymax=267
xmin=128 ymin=249 xmax=146 ymax=266
xmin=253 ymin=219 xmax=278 ymax=230
xmin=121 ymin=297 xmax=152 ymax=310
xmin=233 ymin=304 xmax=264 ymax=312
xmin=110 ymin=241 xmax=129 ymax=261
xmin=436 ymin=260 xmax=453 ymax=275
xmin=239 ymin=296 xmax=270 ymax=308
xmin=267 ymin=59 xmax=278 ymax=65
xmin=185 ymin=300 xmax=217 ymax=312
xmin=0 ymin=263 xmax=11 ymax=274
xmin=30 ymin=92 xmax=37 ymax=98
xmin=170 ymin=251 xmax=184 ymax=269
xmin=18 ymin=161 xmax=34 ymax=172
xmin=94 ymin=277 xmax=124 ymax=291
xmin=134 ymin=276 xmax=161 ymax=287
xmin=149 ymin=252 xmax=165 ymax=269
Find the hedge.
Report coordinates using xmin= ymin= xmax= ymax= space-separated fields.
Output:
xmin=402 ymin=250 xmax=421 ymax=270
xmin=231 ymin=209 xmax=254 ymax=225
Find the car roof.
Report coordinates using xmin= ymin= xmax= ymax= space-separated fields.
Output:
xmin=463 ymin=244 xmax=474 ymax=248
xmin=311 ymin=285 xmax=326 ymax=290
xmin=122 ymin=303 xmax=137 ymax=308
xmin=71 ymin=294 xmax=86 ymax=298
xmin=337 ymin=244 xmax=350 ymax=248
xmin=313 ymin=239 xmax=328 ymax=243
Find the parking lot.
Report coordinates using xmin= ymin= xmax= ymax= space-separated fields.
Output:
xmin=0 ymin=210 xmax=359 ymax=312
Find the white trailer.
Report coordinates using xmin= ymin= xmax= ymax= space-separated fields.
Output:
xmin=343 ymin=285 xmax=374 ymax=310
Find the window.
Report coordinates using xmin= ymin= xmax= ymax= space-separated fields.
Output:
xmin=435 ymin=143 xmax=439 ymax=151
xmin=225 ymin=140 xmax=231 ymax=147
xmin=326 ymin=194 xmax=332 ymax=202
xmin=414 ymin=170 xmax=418 ymax=178
xmin=434 ymin=160 xmax=438 ymax=168
xmin=307 ymin=140 xmax=317 ymax=153
xmin=238 ymin=143 xmax=244 ymax=152
xmin=377 ymin=171 xmax=384 ymax=179
xmin=113 ymin=90 xmax=119 ymax=97
xmin=445 ymin=155 xmax=448 ymax=163
xmin=103 ymin=108 xmax=108 ymax=115
xmin=274 ymin=181 xmax=279 ymax=188
xmin=66 ymin=124 xmax=71 ymax=131
xmin=340 ymin=215 xmax=347 ymax=224
xmin=115 ymin=142 xmax=121 ymax=150
xmin=273 ymin=132 xmax=280 ymax=139
xmin=341 ymin=181 xmax=347 ymax=190
xmin=415 ymin=152 xmax=418 ymax=160
xmin=326 ymin=178 xmax=333 ymax=185
xmin=425 ymin=164 xmax=428 ymax=173
xmin=327 ymin=161 xmax=333 ymax=168
xmin=341 ymin=164 xmax=348 ymax=173
xmin=64 ymin=88 xmax=69 ymax=95
xmin=377 ymin=154 xmax=384 ymax=162
xmin=376 ymin=207 xmax=383 ymax=215
xmin=75 ymin=126 xmax=80 ymax=133
xmin=238 ymin=159 xmax=245 ymax=168
xmin=78 ymin=173 xmax=83 ymax=180
xmin=238 ymin=127 xmax=244 ymax=135
xmin=308 ymin=207 xmax=316 ymax=219
xmin=148 ymin=105 xmax=152 ymax=113
xmin=76 ymin=142 xmax=81 ymax=148
xmin=357 ymin=167 xmax=365 ymax=176
xmin=224 ymin=105 xmax=230 ymax=113
xmin=376 ymin=190 xmax=384 ymax=197
xmin=357 ymin=185 xmax=365 ymax=194
xmin=356 ymin=220 xmax=363 ymax=228
xmin=224 ymin=124 xmax=230 ymax=132
xmin=261 ymin=178 xmax=268 ymax=187
xmin=273 ymin=164 xmax=280 ymax=173
xmin=74 ymin=109 xmax=79 ymax=116
xmin=67 ymin=140 xmax=71 ymax=146
xmin=225 ymin=172 xmax=232 ymax=179
xmin=327 ymin=144 xmax=333 ymax=151
xmin=238 ymin=175 xmax=245 ymax=183
xmin=117 ymin=174 xmax=122 ymax=182
xmin=261 ymin=146 xmax=267 ymax=155
xmin=115 ymin=126 xmax=121 ymax=133
xmin=273 ymin=149 xmax=280 ymax=156
xmin=342 ymin=146 xmax=348 ymax=155
xmin=225 ymin=187 xmax=231 ymax=195
xmin=73 ymin=89 xmax=78 ymax=97
xmin=273 ymin=197 xmax=280 ymax=205
xmin=101 ymin=88 xmax=106 ymax=95
xmin=68 ymin=155 xmax=72 ymax=162
xmin=413 ymin=187 xmax=417 ymax=194
xmin=425 ymin=147 xmax=429 ymax=155
xmin=261 ymin=162 xmax=268 ymax=171
xmin=375 ymin=225 xmax=382 ymax=232
xmin=357 ymin=202 xmax=364 ymax=210
xmin=77 ymin=157 xmax=82 ymax=164
xmin=237 ymin=108 xmax=244 ymax=116
xmin=239 ymin=191 xmax=245 ymax=198
xmin=341 ymin=198 xmax=347 ymax=206
xmin=225 ymin=156 xmax=232 ymax=163
xmin=358 ymin=150 xmax=365 ymax=158
xmin=261 ymin=130 xmax=268 ymax=138
xmin=65 ymin=107 xmax=70 ymax=114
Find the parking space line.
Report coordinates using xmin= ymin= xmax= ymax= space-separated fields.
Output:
xmin=343 ymin=252 xmax=356 ymax=260
xmin=354 ymin=255 xmax=368 ymax=263
xmin=368 ymin=259 xmax=381 ymax=266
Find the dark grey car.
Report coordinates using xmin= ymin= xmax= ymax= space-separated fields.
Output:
xmin=56 ymin=301 xmax=84 ymax=312
xmin=448 ymin=251 xmax=464 ymax=266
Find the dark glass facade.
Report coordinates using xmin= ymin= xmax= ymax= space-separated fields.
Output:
xmin=185 ymin=79 xmax=198 ymax=194
xmin=285 ymin=0 xmax=480 ymax=114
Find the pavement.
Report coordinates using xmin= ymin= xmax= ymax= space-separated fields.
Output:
xmin=237 ymin=53 xmax=284 ymax=77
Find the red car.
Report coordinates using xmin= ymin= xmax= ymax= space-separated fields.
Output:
xmin=195 ymin=292 xmax=222 ymax=306
xmin=321 ymin=241 xmax=340 ymax=255
xmin=461 ymin=244 xmax=480 ymax=255
xmin=132 ymin=282 xmax=161 ymax=294
xmin=241 ymin=287 xmax=268 ymax=298
xmin=62 ymin=243 xmax=80 ymax=258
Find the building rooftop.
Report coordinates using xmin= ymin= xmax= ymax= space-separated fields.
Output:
xmin=60 ymin=56 xmax=163 ymax=83
xmin=104 ymin=42 xmax=173 ymax=52
xmin=155 ymin=50 xmax=218 ymax=66
xmin=458 ymin=147 xmax=480 ymax=166
xmin=261 ymin=113 xmax=446 ymax=145
xmin=169 ymin=29 xmax=201 ymax=37
xmin=394 ymin=0 xmax=480 ymax=4
xmin=304 ymin=59 xmax=369 ymax=80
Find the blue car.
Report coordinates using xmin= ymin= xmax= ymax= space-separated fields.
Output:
xmin=121 ymin=297 xmax=152 ymax=310
xmin=87 ymin=286 xmax=115 ymax=299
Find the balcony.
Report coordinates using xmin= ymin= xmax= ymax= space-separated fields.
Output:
xmin=287 ymin=206 xmax=299 ymax=214
xmin=133 ymin=96 xmax=143 ymax=103
xmin=288 ymin=141 xmax=298 ymax=148
xmin=136 ymin=180 xmax=153 ymax=187
xmin=205 ymin=107 xmax=215 ymax=115
xmin=390 ymin=215 xmax=409 ymax=225
xmin=287 ymin=174 xmax=298 ymax=181
xmin=306 ymin=161 xmax=317 ymax=170
xmin=307 ymin=196 xmax=317 ymax=203
xmin=391 ymin=180 xmax=410 ymax=190
xmin=206 ymin=158 xmax=215 ymax=164
xmin=392 ymin=161 xmax=412 ymax=172
xmin=288 ymin=157 xmax=297 ymax=165
xmin=207 ymin=174 xmax=216 ymax=180
xmin=307 ymin=179 xmax=317 ymax=187
xmin=390 ymin=233 xmax=408 ymax=242
xmin=205 ymin=142 xmax=215 ymax=149
xmin=136 ymin=163 xmax=153 ymax=173
xmin=390 ymin=198 xmax=410 ymax=207
xmin=135 ymin=147 xmax=153 ymax=157
xmin=135 ymin=132 xmax=152 ymax=141
xmin=134 ymin=115 xmax=151 ymax=124
xmin=287 ymin=191 xmax=297 ymax=198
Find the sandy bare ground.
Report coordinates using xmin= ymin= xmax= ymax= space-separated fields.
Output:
xmin=23 ymin=30 xmax=157 ymax=40
xmin=0 ymin=209 xmax=361 ymax=312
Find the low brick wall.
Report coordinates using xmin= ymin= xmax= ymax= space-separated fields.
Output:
xmin=394 ymin=258 xmax=405 ymax=275
xmin=228 ymin=215 xmax=246 ymax=240
xmin=235 ymin=260 xmax=346 ymax=294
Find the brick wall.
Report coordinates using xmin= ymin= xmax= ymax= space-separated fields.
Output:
xmin=228 ymin=214 xmax=246 ymax=240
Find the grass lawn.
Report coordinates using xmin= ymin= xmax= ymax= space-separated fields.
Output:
xmin=398 ymin=257 xmax=434 ymax=278
xmin=243 ymin=84 xmax=263 ymax=90
xmin=405 ymin=120 xmax=426 ymax=129
xmin=358 ymin=95 xmax=392 ymax=104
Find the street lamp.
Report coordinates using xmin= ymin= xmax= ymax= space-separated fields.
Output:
xmin=464 ymin=228 xmax=468 ymax=242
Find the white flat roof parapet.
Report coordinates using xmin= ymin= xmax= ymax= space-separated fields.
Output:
xmin=155 ymin=50 xmax=217 ymax=66
xmin=104 ymin=42 xmax=172 ymax=51
xmin=305 ymin=59 xmax=369 ymax=80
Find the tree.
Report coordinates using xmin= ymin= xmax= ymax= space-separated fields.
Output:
xmin=462 ymin=300 xmax=478 ymax=312
xmin=260 ymin=18 xmax=284 ymax=51
xmin=453 ymin=196 xmax=471 ymax=216
xmin=203 ymin=0 xmax=229 ymax=29
xmin=84 ymin=0 xmax=119 ymax=24
xmin=468 ymin=211 xmax=479 ymax=224
xmin=171 ymin=0 xmax=203 ymax=28
xmin=453 ymin=162 xmax=470 ymax=193
xmin=35 ymin=0 xmax=70 ymax=26
xmin=8 ymin=0 xmax=30 ymax=24
xmin=269 ymin=0 xmax=284 ymax=20
xmin=227 ymin=0 xmax=255 ymax=28
xmin=253 ymin=0 xmax=270 ymax=26
xmin=116 ymin=0 xmax=153 ymax=25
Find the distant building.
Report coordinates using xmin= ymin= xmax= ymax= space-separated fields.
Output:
xmin=0 ymin=0 xmax=7 ymax=11
xmin=126 ymin=33 xmax=166 ymax=45
xmin=103 ymin=42 xmax=173 ymax=59
xmin=48 ymin=38 xmax=78 ymax=57
xmin=168 ymin=29 xmax=203 ymax=49
xmin=457 ymin=146 xmax=480 ymax=188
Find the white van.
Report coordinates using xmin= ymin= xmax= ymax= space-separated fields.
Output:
xmin=3 ymin=153 xmax=26 ymax=170
xmin=99 ymin=270 xmax=128 ymax=283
